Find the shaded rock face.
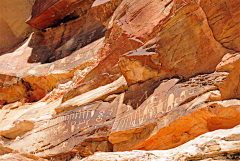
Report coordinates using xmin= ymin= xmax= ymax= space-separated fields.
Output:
xmin=1 ymin=0 xmax=240 ymax=160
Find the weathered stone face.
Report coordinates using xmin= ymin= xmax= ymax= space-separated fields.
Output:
xmin=200 ymin=0 xmax=240 ymax=52
xmin=110 ymin=73 xmax=228 ymax=151
xmin=8 ymin=97 xmax=120 ymax=158
xmin=218 ymin=59 xmax=240 ymax=100
xmin=0 ymin=0 xmax=36 ymax=52
xmin=2 ymin=0 xmax=240 ymax=160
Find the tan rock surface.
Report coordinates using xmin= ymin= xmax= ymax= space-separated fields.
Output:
xmin=8 ymin=97 xmax=120 ymax=159
xmin=216 ymin=53 xmax=240 ymax=72
xmin=56 ymin=76 xmax=127 ymax=113
xmin=219 ymin=59 xmax=240 ymax=100
xmin=92 ymin=0 xmax=122 ymax=27
xmin=0 ymin=0 xmax=35 ymax=51
xmin=200 ymin=0 xmax=240 ymax=52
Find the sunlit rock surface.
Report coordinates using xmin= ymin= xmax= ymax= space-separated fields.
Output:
xmin=1 ymin=0 xmax=240 ymax=160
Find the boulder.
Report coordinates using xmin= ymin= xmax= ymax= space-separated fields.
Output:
xmin=216 ymin=53 xmax=240 ymax=72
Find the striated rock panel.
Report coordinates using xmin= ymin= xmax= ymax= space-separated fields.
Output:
xmin=8 ymin=97 xmax=120 ymax=159
xmin=200 ymin=0 xmax=240 ymax=52
xmin=109 ymin=73 xmax=228 ymax=151
xmin=130 ymin=2 xmax=228 ymax=84
xmin=62 ymin=65 xmax=122 ymax=103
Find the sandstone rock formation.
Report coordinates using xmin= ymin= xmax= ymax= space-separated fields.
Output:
xmin=83 ymin=123 xmax=240 ymax=160
xmin=0 ymin=0 xmax=35 ymax=52
xmin=1 ymin=0 xmax=240 ymax=160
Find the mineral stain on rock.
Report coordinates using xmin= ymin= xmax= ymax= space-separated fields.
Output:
xmin=0 ymin=0 xmax=240 ymax=160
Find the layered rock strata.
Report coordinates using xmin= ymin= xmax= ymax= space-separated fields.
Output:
xmin=1 ymin=0 xmax=240 ymax=160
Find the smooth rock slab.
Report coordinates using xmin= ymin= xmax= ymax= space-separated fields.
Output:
xmin=56 ymin=76 xmax=128 ymax=113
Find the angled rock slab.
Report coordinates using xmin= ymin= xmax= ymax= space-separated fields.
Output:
xmin=27 ymin=0 xmax=95 ymax=29
xmin=56 ymin=76 xmax=128 ymax=113
xmin=81 ymin=0 xmax=180 ymax=85
xmin=109 ymin=72 xmax=228 ymax=151
xmin=62 ymin=64 xmax=122 ymax=103
xmin=0 ymin=35 xmax=104 ymax=103
xmin=218 ymin=59 xmax=240 ymax=100
xmin=8 ymin=97 xmax=121 ymax=158
xmin=124 ymin=2 xmax=228 ymax=84
xmin=216 ymin=53 xmax=240 ymax=72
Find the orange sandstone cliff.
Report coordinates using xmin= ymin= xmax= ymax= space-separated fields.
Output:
xmin=1 ymin=0 xmax=240 ymax=160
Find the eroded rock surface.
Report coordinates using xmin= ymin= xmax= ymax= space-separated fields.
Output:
xmin=1 ymin=0 xmax=240 ymax=160
xmin=0 ymin=0 xmax=35 ymax=52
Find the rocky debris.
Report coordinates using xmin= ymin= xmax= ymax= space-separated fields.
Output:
xmin=0 ymin=0 xmax=36 ymax=52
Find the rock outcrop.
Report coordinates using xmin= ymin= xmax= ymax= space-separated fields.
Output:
xmin=1 ymin=0 xmax=240 ymax=160
xmin=0 ymin=0 xmax=35 ymax=52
